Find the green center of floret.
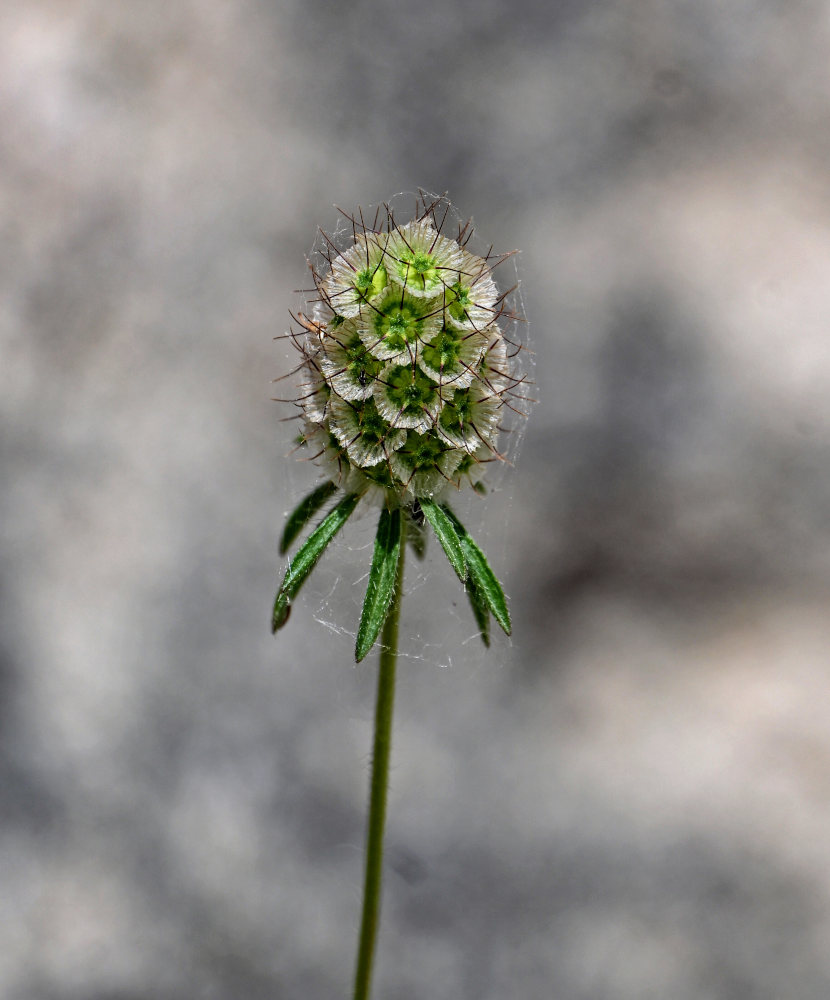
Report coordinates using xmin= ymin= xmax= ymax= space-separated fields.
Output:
xmin=345 ymin=342 xmax=381 ymax=385
xmin=398 ymin=432 xmax=447 ymax=471
xmin=353 ymin=399 xmax=389 ymax=445
xmin=445 ymin=281 xmax=474 ymax=323
xmin=420 ymin=328 xmax=463 ymax=374
xmin=354 ymin=263 xmax=387 ymax=302
xmin=412 ymin=251 xmax=433 ymax=275
xmin=371 ymin=293 xmax=429 ymax=354
xmin=393 ymin=248 xmax=443 ymax=294
xmin=385 ymin=364 xmax=439 ymax=415
xmin=438 ymin=389 xmax=474 ymax=433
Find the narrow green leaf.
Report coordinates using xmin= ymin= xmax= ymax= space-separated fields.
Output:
xmin=441 ymin=506 xmax=512 ymax=636
xmin=465 ymin=574 xmax=491 ymax=647
xmin=355 ymin=508 xmax=403 ymax=662
xmin=279 ymin=480 xmax=338 ymax=554
xmin=271 ymin=493 xmax=360 ymax=633
xmin=420 ymin=499 xmax=467 ymax=580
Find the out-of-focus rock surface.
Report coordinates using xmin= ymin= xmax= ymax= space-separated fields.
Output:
xmin=3 ymin=2 xmax=830 ymax=997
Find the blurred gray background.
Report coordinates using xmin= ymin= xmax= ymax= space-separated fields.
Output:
xmin=3 ymin=2 xmax=830 ymax=998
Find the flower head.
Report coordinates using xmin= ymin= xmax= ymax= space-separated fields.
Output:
xmin=291 ymin=194 xmax=524 ymax=503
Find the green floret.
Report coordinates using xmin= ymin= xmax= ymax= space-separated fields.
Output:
xmin=420 ymin=328 xmax=462 ymax=373
xmin=375 ymin=362 xmax=445 ymax=430
xmin=368 ymin=292 xmax=432 ymax=356
xmin=445 ymin=280 xmax=473 ymax=324
xmin=438 ymin=388 xmax=475 ymax=434
xmin=354 ymin=263 xmax=388 ymax=303
xmin=399 ymin=431 xmax=447 ymax=469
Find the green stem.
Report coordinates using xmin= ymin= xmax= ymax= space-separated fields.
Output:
xmin=353 ymin=519 xmax=406 ymax=1000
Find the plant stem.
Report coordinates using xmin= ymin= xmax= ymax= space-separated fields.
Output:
xmin=353 ymin=520 xmax=406 ymax=1000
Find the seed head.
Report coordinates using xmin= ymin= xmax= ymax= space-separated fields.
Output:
xmin=286 ymin=192 xmax=525 ymax=505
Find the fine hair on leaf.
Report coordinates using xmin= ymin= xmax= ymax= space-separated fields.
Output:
xmin=279 ymin=480 xmax=338 ymax=554
xmin=272 ymin=492 xmax=360 ymax=633
xmin=441 ymin=504 xmax=511 ymax=636
xmin=355 ymin=507 xmax=404 ymax=662
xmin=419 ymin=498 xmax=466 ymax=581
xmin=465 ymin=573 xmax=491 ymax=647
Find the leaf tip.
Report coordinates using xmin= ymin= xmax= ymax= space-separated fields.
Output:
xmin=271 ymin=594 xmax=291 ymax=633
xmin=355 ymin=627 xmax=377 ymax=662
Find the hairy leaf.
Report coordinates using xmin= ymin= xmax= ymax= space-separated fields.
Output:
xmin=355 ymin=508 xmax=403 ymax=662
xmin=465 ymin=574 xmax=491 ymax=647
xmin=442 ymin=506 xmax=511 ymax=636
xmin=420 ymin=498 xmax=466 ymax=581
xmin=279 ymin=480 xmax=338 ymax=554
xmin=272 ymin=493 xmax=360 ymax=633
